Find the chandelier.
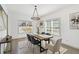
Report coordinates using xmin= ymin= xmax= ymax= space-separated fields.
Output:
xmin=31 ymin=5 xmax=40 ymax=20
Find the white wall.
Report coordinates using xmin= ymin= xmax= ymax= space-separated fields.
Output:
xmin=8 ymin=11 xmax=38 ymax=39
xmin=41 ymin=5 xmax=79 ymax=49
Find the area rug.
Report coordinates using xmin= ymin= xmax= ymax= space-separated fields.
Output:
xmin=59 ymin=46 xmax=68 ymax=54
xmin=47 ymin=46 xmax=68 ymax=54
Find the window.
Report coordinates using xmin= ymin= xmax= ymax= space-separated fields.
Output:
xmin=40 ymin=19 xmax=61 ymax=36
xmin=53 ymin=19 xmax=60 ymax=36
xmin=18 ymin=20 xmax=32 ymax=34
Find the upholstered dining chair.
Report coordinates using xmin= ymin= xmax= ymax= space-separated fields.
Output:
xmin=45 ymin=33 xmax=51 ymax=35
xmin=31 ymin=35 xmax=41 ymax=53
xmin=27 ymin=34 xmax=31 ymax=41
xmin=30 ymin=35 xmax=40 ymax=45
xmin=45 ymin=39 xmax=62 ymax=54
xmin=27 ymin=34 xmax=41 ymax=53
xmin=41 ymin=32 xmax=45 ymax=34
xmin=27 ymin=34 xmax=33 ymax=49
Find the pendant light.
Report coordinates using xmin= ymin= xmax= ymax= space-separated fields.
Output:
xmin=31 ymin=5 xmax=40 ymax=20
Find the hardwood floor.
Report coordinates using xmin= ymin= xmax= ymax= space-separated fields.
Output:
xmin=7 ymin=37 xmax=79 ymax=54
xmin=62 ymin=44 xmax=79 ymax=54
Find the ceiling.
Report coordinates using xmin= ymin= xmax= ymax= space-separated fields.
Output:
xmin=5 ymin=4 xmax=71 ymax=17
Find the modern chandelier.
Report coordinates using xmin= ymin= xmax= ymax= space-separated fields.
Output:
xmin=31 ymin=5 xmax=40 ymax=20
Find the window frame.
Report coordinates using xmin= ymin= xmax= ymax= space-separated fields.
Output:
xmin=40 ymin=18 xmax=61 ymax=36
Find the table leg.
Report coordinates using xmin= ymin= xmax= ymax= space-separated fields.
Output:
xmin=48 ymin=39 xmax=50 ymax=44
xmin=40 ymin=40 xmax=41 ymax=53
xmin=10 ymin=41 xmax=12 ymax=53
xmin=39 ymin=40 xmax=48 ymax=53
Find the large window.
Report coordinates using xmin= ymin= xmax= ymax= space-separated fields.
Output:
xmin=40 ymin=19 xmax=61 ymax=36
xmin=18 ymin=20 xmax=32 ymax=34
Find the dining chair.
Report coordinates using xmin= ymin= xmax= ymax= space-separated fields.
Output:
xmin=31 ymin=35 xmax=40 ymax=45
xmin=41 ymin=32 xmax=45 ymax=34
xmin=45 ymin=39 xmax=62 ymax=54
xmin=30 ymin=35 xmax=41 ymax=53
xmin=27 ymin=34 xmax=33 ymax=49
xmin=27 ymin=34 xmax=31 ymax=41
xmin=45 ymin=33 xmax=51 ymax=35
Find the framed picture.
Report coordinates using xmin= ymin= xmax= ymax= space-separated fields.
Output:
xmin=18 ymin=20 xmax=32 ymax=34
xmin=70 ymin=12 xmax=79 ymax=29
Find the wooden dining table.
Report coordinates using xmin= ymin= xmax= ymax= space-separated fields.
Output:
xmin=33 ymin=34 xmax=53 ymax=53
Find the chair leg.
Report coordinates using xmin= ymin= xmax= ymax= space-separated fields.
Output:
xmin=46 ymin=50 xmax=47 ymax=54
xmin=53 ymin=51 xmax=55 ymax=54
xmin=58 ymin=51 xmax=60 ymax=54
xmin=32 ymin=44 xmax=34 ymax=54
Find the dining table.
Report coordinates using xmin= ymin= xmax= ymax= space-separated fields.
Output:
xmin=33 ymin=34 xmax=53 ymax=53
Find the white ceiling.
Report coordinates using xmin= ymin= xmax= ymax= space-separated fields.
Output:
xmin=6 ymin=4 xmax=70 ymax=17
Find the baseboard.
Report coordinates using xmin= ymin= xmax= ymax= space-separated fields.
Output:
xmin=62 ymin=43 xmax=79 ymax=50
xmin=12 ymin=37 xmax=26 ymax=40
